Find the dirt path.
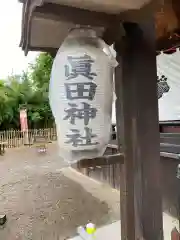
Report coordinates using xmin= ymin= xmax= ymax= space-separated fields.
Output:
xmin=0 ymin=143 xmax=120 ymax=240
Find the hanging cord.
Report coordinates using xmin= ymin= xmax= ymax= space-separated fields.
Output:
xmin=157 ymin=45 xmax=180 ymax=54
xmin=156 ymin=32 xmax=180 ymax=54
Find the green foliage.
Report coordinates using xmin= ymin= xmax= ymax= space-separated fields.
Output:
xmin=0 ymin=53 xmax=54 ymax=130
xmin=30 ymin=52 xmax=53 ymax=91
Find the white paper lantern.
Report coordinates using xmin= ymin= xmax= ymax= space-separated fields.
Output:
xmin=49 ymin=27 xmax=117 ymax=163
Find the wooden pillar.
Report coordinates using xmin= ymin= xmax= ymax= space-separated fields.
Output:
xmin=114 ymin=19 xmax=163 ymax=239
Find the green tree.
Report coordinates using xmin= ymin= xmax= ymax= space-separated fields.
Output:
xmin=29 ymin=53 xmax=54 ymax=128
xmin=0 ymin=53 xmax=54 ymax=130
xmin=30 ymin=52 xmax=53 ymax=91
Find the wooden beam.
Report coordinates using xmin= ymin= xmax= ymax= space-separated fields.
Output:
xmin=78 ymin=153 xmax=124 ymax=168
xmin=35 ymin=3 xmax=119 ymax=28
xmin=102 ymin=25 xmax=124 ymax=45
xmin=114 ymin=19 xmax=163 ymax=239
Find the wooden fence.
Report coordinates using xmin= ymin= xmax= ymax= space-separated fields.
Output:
xmin=73 ymin=145 xmax=120 ymax=189
xmin=0 ymin=128 xmax=57 ymax=148
xmin=0 ymin=126 xmax=116 ymax=149
xmin=74 ymin=133 xmax=180 ymax=189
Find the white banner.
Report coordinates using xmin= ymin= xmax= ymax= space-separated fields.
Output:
xmin=112 ymin=50 xmax=180 ymax=123
xmin=157 ymin=50 xmax=180 ymax=121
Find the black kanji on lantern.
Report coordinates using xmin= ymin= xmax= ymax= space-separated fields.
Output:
xmin=65 ymin=127 xmax=98 ymax=147
xmin=157 ymin=75 xmax=170 ymax=99
xmin=65 ymin=82 xmax=97 ymax=100
xmin=63 ymin=102 xmax=97 ymax=125
xmin=65 ymin=54 xmax=97 ymax=80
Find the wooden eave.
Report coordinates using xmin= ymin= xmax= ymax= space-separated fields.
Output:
xmin=19 ymin=0 xmax=180 ymax=55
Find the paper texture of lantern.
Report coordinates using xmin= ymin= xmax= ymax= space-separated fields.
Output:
xmin=49 ymin=27 xmax=117 ymax=163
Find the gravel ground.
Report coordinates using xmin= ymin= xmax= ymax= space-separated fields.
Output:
xmin=0 ymin=143 xmax=120 ymax=240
